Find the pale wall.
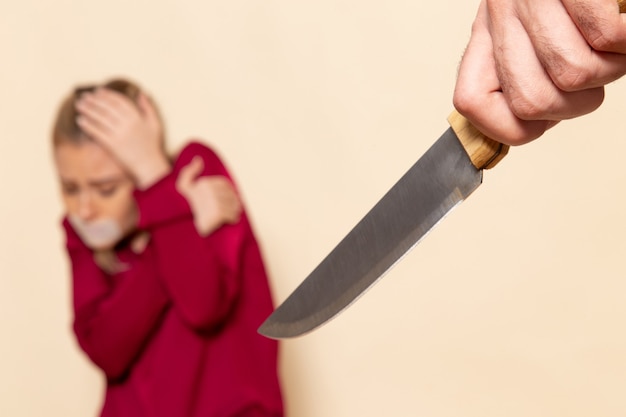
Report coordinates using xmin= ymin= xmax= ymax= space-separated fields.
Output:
xmin=2 ymin=1 xmax=626 ymax=416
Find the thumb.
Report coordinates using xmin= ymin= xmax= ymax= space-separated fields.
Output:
xmin=137 ymin=92 xmax=159 ymax=121
xmin=176 ymin=156 xmax=204 ymax=190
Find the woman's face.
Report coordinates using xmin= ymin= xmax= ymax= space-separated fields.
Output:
xmin=54 ymin=141 xmax=138 ymax=250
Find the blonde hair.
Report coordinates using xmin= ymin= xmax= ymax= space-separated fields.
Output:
xmin=52 ymin=78 xmax=163 ymax=274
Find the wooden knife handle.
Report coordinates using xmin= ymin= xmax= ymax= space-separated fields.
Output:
xmin=620 ymin=0 xmax=626 ymax=12
xmin=447 ymin=110 xmax=509 ymax=170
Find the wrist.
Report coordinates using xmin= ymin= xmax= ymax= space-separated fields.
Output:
xmin=134 ymin=156 xmax=171 ymax=190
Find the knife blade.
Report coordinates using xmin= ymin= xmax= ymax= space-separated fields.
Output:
xmin=259 ymin=0 xmax=626 ymax=339
xmin=259 ymin=111 xmax=507 ymax=338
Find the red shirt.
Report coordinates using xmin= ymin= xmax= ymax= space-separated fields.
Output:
xmin=62 ymin=142 xmax=284 ymax=417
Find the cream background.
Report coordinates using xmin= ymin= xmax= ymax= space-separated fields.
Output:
xmin=2 ymin=1 xmax=626 ymax=416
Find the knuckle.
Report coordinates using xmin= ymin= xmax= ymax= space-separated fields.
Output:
xmin=452 ymin=84 xmax=477 ymax=115
xmin=552 ymin=68 xmax=590 ymax=92
xmin=507 ymin=91 xmax=544 ymax=120
xmin=543 ymin=54 xmax=594 ymax=91
xmin=573 ymin=4 xmax=624 ymax=51
xmin=538 ymin=47 xmax=587 ymax=91
xmin=452 ymin=94 xmax=470 ymax=116
xmin=587 ymin=32 xmax=610 ymax=51
xmin=585 ymin=26 xmax=620 ymax=52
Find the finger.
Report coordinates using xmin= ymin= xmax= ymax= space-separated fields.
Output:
xmin=76 ymin=90 xmax=129 ymax=122
xmin=75 ymin=93 xmax=120 ymax=134
xmin=176 ymin=158 xmax=202 ymax=190
xmin=230 ymin=198 xmax=243 ymax=222
xmin=95 ymin=87 xmax=140 ymax=117
xmin=75 ymin=113 xmax=114 ymax=144
xmin=455 ymin=2 xmax=604 ymax=145
xmin=563 ymin=0 xmax=626 ymax=53
xmin=454 ymin=1 xmax=550 ymax=145
xmin=490 ymin=4 xmax=606 ymax=121
xmin=209 ymin=177 xmax=241 ymax=218
xmin=176 ymin=157 xmax=204 ymax=189
xmin=77 ymin=89 xmax=141 ymax=134
xmin=137 ymin=92 xmax=159 ymax=121
xmin=137 ymin=92 xmax=163 ymax=134
xmin=222 ymin=191 xmax=242 ymax=224
xmin=487 ymin=0 xmax=604 ymax=125
xmin=521 ymin=0 xmax=626 ymax=90
xmin=189 ymin=157 xmax=205 ymax=179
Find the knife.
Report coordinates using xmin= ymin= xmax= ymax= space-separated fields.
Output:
xmin=259 ymin=111 xmax=506 ymax=338
xmin=259 ymin=1 xmax=626 ymax=339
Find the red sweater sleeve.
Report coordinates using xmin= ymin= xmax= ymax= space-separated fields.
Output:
xmin=64 ymin=219 xmax=170 ymax=380
xmin=133 ymin=141 xmax=245 ymax=332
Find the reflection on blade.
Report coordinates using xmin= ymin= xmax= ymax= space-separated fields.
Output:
xmin=259 ymin=128 xmax=482 ymax=338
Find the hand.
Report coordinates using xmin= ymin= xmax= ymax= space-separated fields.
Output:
xmin=176 ymin=156 xmax=242 ymax=237
xmin=75 ymin=88 xmax=170 ymax=188
xmin=454 ymin=0 xmax=626 ymax=146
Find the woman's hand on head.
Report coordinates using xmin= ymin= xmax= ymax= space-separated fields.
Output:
xmin=75 ymin=88 xmax=170 ymax=189
xmin=176 ymin=156 xmax=242 ymax=237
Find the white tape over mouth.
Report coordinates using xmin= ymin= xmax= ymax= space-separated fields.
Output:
xmin=68 ymin=215 xmax=124 ymax=249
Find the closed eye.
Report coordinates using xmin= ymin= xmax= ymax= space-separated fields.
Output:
xmin=89 ymin=177 xmax=128 ymax=197
xmin=61 ymin=183 xmax=79 ymax=196
xmin=97 ymin=186 xmax=118 ymax=197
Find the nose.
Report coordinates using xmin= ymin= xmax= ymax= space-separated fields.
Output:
xmin=76 ymin=191 xmax=97 ymax=221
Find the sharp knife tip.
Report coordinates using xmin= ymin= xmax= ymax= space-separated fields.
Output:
xmin=257 ymin=322 xmax=281 ymax=340
xmin=257 ymin=317 xmax=313 ymax=340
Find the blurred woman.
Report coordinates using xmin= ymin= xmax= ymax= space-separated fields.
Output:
xmin=52 ymin=78 xmax=284 ymax=417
